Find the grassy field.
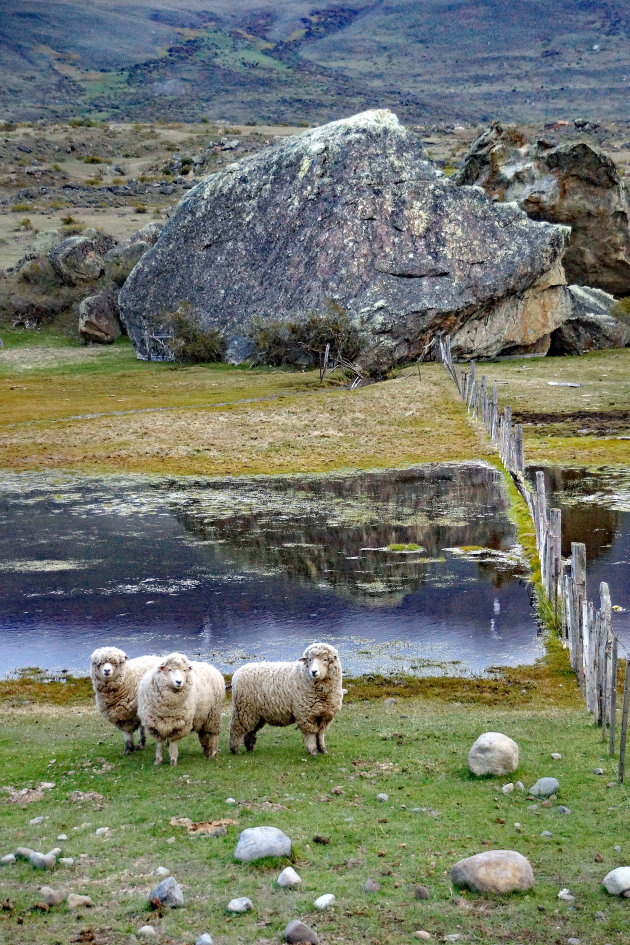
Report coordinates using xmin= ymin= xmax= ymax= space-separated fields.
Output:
xmin=1 ymin=681 xmax=628 ymax=945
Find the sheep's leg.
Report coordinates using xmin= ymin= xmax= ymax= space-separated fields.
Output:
xmin=244 ymin=719 xmax=265 ymax=751
xmin=316 ymin=729 xmax=328 ymax=754
xmin=168 ymin=740 xmax=179 ymax=766
xmin=123 ymin=732 xmax=135 ymax=756
xmin=137 ymin=725 xmax=146 ymax=750
xmin=154 ymin=739 xmax=164 ymax=766
xmin=198 ymin=730 xmax=219 ymax=758
xmin=229 ymin=715 xmax=247 ymax=754
xmin=302 ymin=732 xmax=318 ymax=756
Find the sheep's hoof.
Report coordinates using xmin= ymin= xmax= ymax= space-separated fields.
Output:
xmin=318 ymin=747 xmax=328 ymax=755
xmin=154 ymin=759 xmax=162 ymax=766
xmin=123 ymin=745 xmax=133 ymax=756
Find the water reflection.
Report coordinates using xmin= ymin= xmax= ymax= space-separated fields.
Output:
xmin=0 ymin=464 xmax=540 ymax=678
xmin=528 ymin=465 xmax=630 ymax=648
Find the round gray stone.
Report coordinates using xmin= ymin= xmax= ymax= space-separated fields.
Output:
xmin=529 ymin=777 xmax=560 ymax=797
xmin=196 ymin=936 xmax=213 ymax=945
xmin=234 ymin=826 xmax=292 ymax=862
xmin=29 ymin=851 xmax=56 ymax=870
xmin=468 ymin=732 xmax=519 ymax=776
xmin=285 ymin=919 xmax=319 ymax=944
xmin=1 ymin=854 xmax=16 ymax=865
xmin=277 ymin=866 xmax=301 ymax=887
xmin=450 ymin=849 xmax=534 ymax=893
xmin=314 ymin=893 xmax=335 ymax=909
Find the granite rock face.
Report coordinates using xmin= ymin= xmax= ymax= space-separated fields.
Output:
xmin=454 ymin=123 xmax=630 ymax=297
xmin=549 ymin=286 xmax=630 ymax=355
xmin=119 ymin=110 xmax=570 ymax=370
xmin=78 ymin=287 xmax=122 ymax=344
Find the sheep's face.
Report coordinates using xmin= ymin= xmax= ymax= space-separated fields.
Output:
xmin=300 ymin=643 xmax=340 ymax=682
xmin=91 ymin=647 xmax=128 ymax=684
xmin=159 ymin=654 xmax=192 ymax=692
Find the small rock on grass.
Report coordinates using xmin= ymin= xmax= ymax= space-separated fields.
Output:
xmin=414 ymin=934 xmax=431 ymax=942
xmin=227 ymin=897 xmax=253 ymax=913
xmin=602 ymin=867 xmax=630 ymax=896
xmin=15 ymin=848 xmax=33 ymax=860
xmin=39 ymin=886 xmax=65 ymax=906
xmin=551 ymin=753 xmax=562 ymax=760
xmin=58 ymin=857 xmax=74 ymax=867
xmin=285 ymin=919 xmax=319 ymax=944
xmin=313 ymin=894 xmax=335 ymax=909
xmin=364 ymin=878 xmax=381 ymax=892
xmin=277 ymin=866 xmax=301 ymax=887
xmin=154 ymin=867 xmax=170 ymax=877
xmin=234 ymin=826 xmax=292 ymax=862
xmin=414 ymin=884 xmax=430 ymax=899
xmin=196 ymin=935 xmax=213 ymax=945
xmin=149 ymin=877 xmax=184 ymax=908
xmin=529 ymin=777 xmax=559 ymax=797
xmin=450 ymin=850 xmax=534 ymax=893
xmin=557 ymin=806 xmax=571 ymax=815
xmin=67 ymin=893 xmax=94 ymax=909
xmin=1 ymin=855 xmax=16 ymax=865
xmin=376 ymin=793 xmax=388 ymax=802
xmin=29 ymin=852 xmax=56 ymax=870
xmin=137 ymin=926 xmax=158 ymax=939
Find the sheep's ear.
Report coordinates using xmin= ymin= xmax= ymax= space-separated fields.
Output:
xmin=158 ymin=664 xmax=165 ymax=671
xmin=298 ymin=657 xmax=307 ymax=663
xmin=188 ymin=665 xmax=193 ymax=671
xmin=124 ymin=655 xmax=128 ymax=661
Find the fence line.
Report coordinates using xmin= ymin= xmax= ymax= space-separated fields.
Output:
xmin=434 ymin=332 xmax=629 ymax=781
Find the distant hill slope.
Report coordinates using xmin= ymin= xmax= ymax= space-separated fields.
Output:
xmin=2 ymin=0 xmax=629 ymax=124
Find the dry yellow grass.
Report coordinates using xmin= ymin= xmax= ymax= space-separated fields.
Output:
xmin=1 ymin=349 xmax=490 ymax=474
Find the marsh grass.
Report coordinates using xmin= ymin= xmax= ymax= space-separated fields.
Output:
xmin=0 ymin=686 xmax=627 ymax=945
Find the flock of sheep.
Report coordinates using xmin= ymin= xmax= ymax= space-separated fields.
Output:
xmin=89 ymin=642 xmax=343 ymax=766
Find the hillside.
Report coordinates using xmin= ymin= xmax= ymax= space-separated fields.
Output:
xmin=2 ymin=0 xmax=630 ymax=124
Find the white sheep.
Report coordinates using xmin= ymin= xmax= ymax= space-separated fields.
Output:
xmin=90 ymin=646 xmax=161 ymax=755
xmin=229 ymin=642 xmax=343 ymax=756
xmin=138 ymin=652 xmax=226 ymax=766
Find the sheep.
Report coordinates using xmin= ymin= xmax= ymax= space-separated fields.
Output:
xmin=137 ymin=652 xmax=226 ymax=766
xmin=229 ymin=642 xmax=343 ymax=757
xmin=90 ymin=646 xmax=161 ymax=755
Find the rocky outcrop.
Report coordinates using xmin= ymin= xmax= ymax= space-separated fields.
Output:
xmin=119 ymin=110 xmax=570 ymax=369
xmin=454 ymin=123 xmax=630 ymax=296
xmin=549 ymin=286 xmax=630 ymax=355
xmin=78 ymin=287 xmax=122 ymax=344
xmin=49 ymin=229 xmax=116 ymax=286
xmin=105 ymin=222 xmax=163 ymax=276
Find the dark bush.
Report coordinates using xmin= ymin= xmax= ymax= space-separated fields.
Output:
xmin=250 ymin=300 xmax=362 ymax=368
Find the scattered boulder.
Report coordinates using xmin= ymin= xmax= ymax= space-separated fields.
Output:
xmin=21 ymin=229 xmax=64 ymax=261
xmin=450 ymin=849 xmax=534 ymax=893
xmin=468 ymin=732 xmax=519 ymax=776
xmin=78 ymin=287 xmax=123 ymax=345
xmin=148 ymin=876 xmax=184 ymax=908
xmin=49 ymin=233 xmax=114 ymax=286
xmin=66 ymin=893 xmax=94 ymax=909
xmin=39 ymin=886 xmax=65 ymax=906
xmin=414 ymin=884 xmax=430 ymax=899
xmin=29 ymin=851 xmax=56 ymax=870
xmin=1 ymin=854 xmax=16 ymax=865
xmin=364 ymin=877 xmax=381 ymax=892
xmin=602 ymin=866 xmax=630 ymax=895
xmin=137 ymin=926 xmax=158 ymax=939
xmin=285 ymin=919 xmax=319 ymax=944
xmin=529 ymin=777 xmax=559 ymax=797
xmin=233 ymin=825 xmax=292 ymax=862
xmin=454 ymin=123 xmax=630 ymax=296
xmin=313 ymin=893 xmax=335 ymax=909
xmin=277 ymin=866 xmax=301 ymax=887
xmin=119 ymin=109 xmax=571 ymax=368
xmin=549 ymin=286 xmax=630 ymax=355
xmin=227 ymin=896 xmax=253 ymax=913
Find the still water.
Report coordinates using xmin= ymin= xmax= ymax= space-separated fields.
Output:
xmin=531 ymin=465 xmax=630 ymax=649
xmin=0 ymin=462 xmax=541 ymax=678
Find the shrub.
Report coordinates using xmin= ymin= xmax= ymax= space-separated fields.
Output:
xmin=12 ymin=202 xmax=32 ymax=212
xmin=84 ymin=155 xmax=104 ymax=164
xmin=249 ymin=300 xmax=362 ymax=369
xmin=133 ymin=203 xmax=148 ymax=214
xmin=612 ymin=297 xmax=630 ymax=324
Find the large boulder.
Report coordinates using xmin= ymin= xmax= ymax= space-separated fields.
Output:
xmin=49 ymin=232 xmax=115 ymax=286
xmin=549 ymin=286 xmax=630 ymax=355
xmin=468 ymin=732 xmax=519 ymax=776
xmin=450 ymin=850 xmax=534 ymax=893
xmin=119 ymin=110 xmax=570 ymax=369
xmin=454 ymin=123 xmax=630 ymax=297
xmin=78 ymin=287 xmax=122 ymax=344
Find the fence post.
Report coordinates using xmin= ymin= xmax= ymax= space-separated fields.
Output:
xmin=609 ymin=635 xmax=619 ymax=756
xmin=549 ymin=509 xmax=562 ymax=622
xmin=618 ymin=660 xmax=630 ymax=783
xmin=571 ymin=543 xmax=586 ymax=692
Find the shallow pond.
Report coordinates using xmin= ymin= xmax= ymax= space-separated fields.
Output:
xmin=531 ymin=465 xmax=630 ymax=650
xmin=0 ymin=462 xmax=541 ymax=678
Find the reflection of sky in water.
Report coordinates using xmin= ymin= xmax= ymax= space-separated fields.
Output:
xmin=0 ymin=465 xmax=541 ymax=678
xmin=530 ymin=466 xmax=630 ymax=651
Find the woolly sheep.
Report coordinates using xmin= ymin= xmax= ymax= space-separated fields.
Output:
xmin=90 ymin=646 xmax=161 ymax=755
xmin=138 ymin=652 xmax=226 ymax=766
xmin=229 ymin=642 xmax=343 ymax=756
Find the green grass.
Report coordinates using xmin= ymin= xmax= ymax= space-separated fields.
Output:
xmin=1 ymin=689 xmax=628 ymax=945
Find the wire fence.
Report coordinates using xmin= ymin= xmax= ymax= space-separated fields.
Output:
xmin=434 ymin=332 xmax=630 ymax=782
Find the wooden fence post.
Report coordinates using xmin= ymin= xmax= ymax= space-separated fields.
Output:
xmin=618 ymin=660 xmax=630 ymax=783
xmin=609 ymin=635 xmax=618 ymax=756
xmin=571 ymin=543 xmax=586 ymax=692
